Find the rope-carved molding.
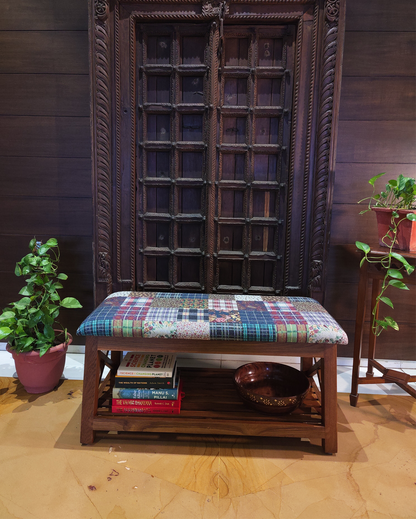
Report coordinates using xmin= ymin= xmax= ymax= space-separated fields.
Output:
xmin=93 ymin=2 xmax=113 ymax=294
xmin=309 ymin=0 xmax=341 ymax=292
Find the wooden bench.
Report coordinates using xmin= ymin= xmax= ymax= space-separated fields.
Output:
xmin=77 ymin=292 xmax=348 ymax=454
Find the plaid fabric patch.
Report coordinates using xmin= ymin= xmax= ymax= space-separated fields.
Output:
xmin=210 ymin=322 xmax=244 ymax=340
xmin=77 ymin=291 xmax=348 ymax=344
xmin=145 ymin=307 xmax=178 ymax=321
xmin=237 ymin=310 xmax=275 ymax=325
xmin=241 ymin=324 xmax=277 ymax=342
xmin=113 ymin=319 xmax=143 ymax=338
xmin=263 ymin=301 xmax=308 ymax=326
xmin=208 ymin=299 xmax=238 ymax=311
xmin=177 ymin=308 xmax=210 ymax=322
xmin=276 ymin=324 xmax=307 ymax=342
xmin=114 ymin=296 xmax=151 ymax=320
xmin=156 ymin=292 xmax=208 ymax=299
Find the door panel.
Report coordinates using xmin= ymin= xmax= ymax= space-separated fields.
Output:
xmin=136 ymin=23 xmax=294 ymax=293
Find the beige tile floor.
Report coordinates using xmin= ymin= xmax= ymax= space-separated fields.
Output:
xmin=0 ymin=372 xmax=415 ymax=519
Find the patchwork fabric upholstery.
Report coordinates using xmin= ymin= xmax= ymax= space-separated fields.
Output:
xmin=77 ymin=292 xmax=348 ymax=344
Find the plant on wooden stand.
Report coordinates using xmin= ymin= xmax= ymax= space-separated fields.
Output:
xmin=0 ymin=238 xmax=82 ymax=393
xmin=356 ymin=173 xmax=416 ymax=336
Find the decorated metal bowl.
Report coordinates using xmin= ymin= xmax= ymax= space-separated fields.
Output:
xmin=234 ymin=362 xmax=310 ymax=415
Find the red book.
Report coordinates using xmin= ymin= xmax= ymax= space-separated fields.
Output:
xmin=111 ymin=406 xmax=181 ymax=414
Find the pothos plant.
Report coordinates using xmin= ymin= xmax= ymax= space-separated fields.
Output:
xmin=356 ymin=173 xmax=416 ymax=336
xmin=0 ymin=238 xmax=82 ymax=356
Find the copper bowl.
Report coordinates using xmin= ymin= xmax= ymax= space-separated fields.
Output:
xmin=234 ymin=362 xmax=310 ymax=415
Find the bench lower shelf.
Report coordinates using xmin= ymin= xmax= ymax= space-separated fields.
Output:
xmin=80 ymin=337 xmax=338 ymax=453
xmin=93 ymin=368 xmax=328 ymax=443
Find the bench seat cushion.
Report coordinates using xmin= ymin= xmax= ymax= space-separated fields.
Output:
xmin=77 ymin=292 xmax=347 ymax=344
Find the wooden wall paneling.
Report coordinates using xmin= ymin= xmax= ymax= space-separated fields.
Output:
xmin=342 ymin=33 xmax=416 ymax=77
xmin=0 ymin=1 xmax=92 ymax=345
xmin=0 ymin=75 xmax=90 ymax=116
xmin=0 ymin=198 xmax=93 ymax=237
xmin=0 ymin=157 xmax=92 ymax=198
xmin=0 ymin=32 xmax=89 ymax=74
xmin=0 ymin=235 xmax=94 ymax=275
xmin=345 ymin=0 xmax=416 ymax=32
xmin=337 ymin=320 xmax=416 ymax=360
xmin=336 ymin=121 xmax=416 ymax=164
xmin=326 ymin=282 xmax=416 ymax=324
xmin=330 ymin=204 xmax=379 ymax=245
xmin=339 ymin=78 xmax=416 ymax=121
xmin=333 ymin=164 xmax=416 ymax=204
xmin=0 ymin=116 xmax=90 ymax=158
xmin=0 ymin=0 xmax=88 ymax=30
xmin=328 ymin=0 xmax=416 ymax=360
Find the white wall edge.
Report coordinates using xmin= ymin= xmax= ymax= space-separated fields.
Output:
xmin=1 ymin=341 xmax=415 ymax=369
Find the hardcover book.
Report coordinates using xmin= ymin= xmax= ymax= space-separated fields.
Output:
xmin=114 ymin=364 xmax=178 ymax=389
xmin=116 ymin=352 xmax=176 ymax=377
xmin=112 ymin=381 xmax=184 ymax=407
xmin=112 ymin=378 xmax=181 ymax=400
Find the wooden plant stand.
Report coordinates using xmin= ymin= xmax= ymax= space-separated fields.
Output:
xmin=81 ymin=337 xmax=338 ymax=454
xmin=350 ymin=245 xmax=416 ymax=406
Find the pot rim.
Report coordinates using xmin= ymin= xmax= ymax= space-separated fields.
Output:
xmin=371 ymin=207 xmax=416 ymax=214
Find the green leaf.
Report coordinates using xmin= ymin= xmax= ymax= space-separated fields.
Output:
xmin=21 ymin=337 xmax=36 ymax=349
xmin=384 ymin=316 xmax=399 ymax=330
xmin=388 ymin=279 xmax=409 ymax=290
xmin=0 ymin=327 xmax=12 ymax=340
xmin=39 ymin=343 xmax=52 ymax=357
xmin=386 ymin=269 xmax=403 ymax=279
xmin=43 ymin=325 xmax=55 ymax=340
xmin=45 ymin=238 xmax=58 ymax=248
xmin=29 ymin=238 xmax=37 ymax=250
xmin=379 ymin=296 xmax=394 ymax=308
xmin=406 ymin=213 xmax=416 ymax=221
xmin=19 ymin=285 xmax=34 ymax=296
xmin=390 ymin=252 xmax=412 ymax=269
xmin=57 ymin=273 xmax=68 ymax=280
xmin=368 ymin=173 xmax=385 ymax=187
xmin=14 ymin=264 xmax=22 ymax=276
xmin=37 ymin=244 xmax=50 ymax=256
xmin=355 ymin=241 xmax=370 ymax=253
xmin=61 ymin=297 xmax=83 ymax=309
xmin=0 ymin=311 xmax=15 ymax=320
xmin=374 ymin=319 xmax=389 ymax=331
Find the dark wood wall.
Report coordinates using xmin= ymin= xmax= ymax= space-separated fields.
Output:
xmin=327 ymin=0 xmax=416 ymax=359
xmin=0 ymin=0 xmax=415 ymax=356
xmin=0 ymin=0 xmax=93 ymax=343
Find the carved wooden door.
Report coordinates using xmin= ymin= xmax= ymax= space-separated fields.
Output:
xmin=90 ymin=0 xmax=346 ymax=305
xmin=136 ymin=23 xmax=294 ymax=294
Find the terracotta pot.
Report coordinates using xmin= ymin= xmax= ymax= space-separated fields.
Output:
xmin=372 ymin=207 xmax=416 ymax=252
xmin=6 ymin=334 xmax=72 ymax=394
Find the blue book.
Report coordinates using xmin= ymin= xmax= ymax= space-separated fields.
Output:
xmin=112 ymin=377 xmax=180 ymax=400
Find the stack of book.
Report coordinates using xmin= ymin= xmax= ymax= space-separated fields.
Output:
xmin=112 ymin=352 xmax=183 ymax=414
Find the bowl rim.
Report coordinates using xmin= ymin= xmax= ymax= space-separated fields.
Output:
xmin=233 ymin=361 xmax=310 ymax=400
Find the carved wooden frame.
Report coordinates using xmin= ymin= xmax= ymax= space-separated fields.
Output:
xmin=90 ymin=0 xmax=346 ymax=305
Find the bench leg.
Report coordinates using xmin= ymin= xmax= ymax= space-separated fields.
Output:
xmin=321 ymin=345 xmax=338 ymax=454
xmin=81 ymin=336 xmax=100 ymax=445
